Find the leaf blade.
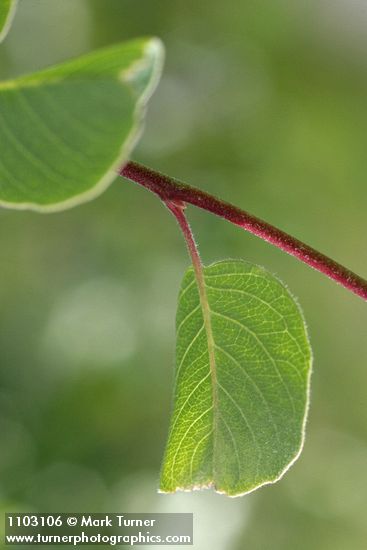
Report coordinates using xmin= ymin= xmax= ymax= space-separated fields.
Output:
xmin=0 ymin=37 xmax=164 ymax=211
xmin=0 ymin=0 xmax=17 ymax=43
xmin=160 ymin=260 xmax=312 ymax=496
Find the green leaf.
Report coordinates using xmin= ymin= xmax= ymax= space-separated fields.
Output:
xmin=0 ymin=37 xmax=163 ymax=211
xmin=160 ymin=260 xmax=312 ymax=497
xmin=0 ymin=0 xmax=17 ymax=43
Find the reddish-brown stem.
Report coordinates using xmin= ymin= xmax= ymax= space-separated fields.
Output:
xmin=119 ymin=161 xmax=367 ymax=302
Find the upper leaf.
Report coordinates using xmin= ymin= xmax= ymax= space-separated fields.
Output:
xmin=0 ymin=37 xmax=164 ymax=211
xmin=0 ymin=0 xmax=17 ymax=43
xmin=160 ymin=260 xmax=312 ymax=497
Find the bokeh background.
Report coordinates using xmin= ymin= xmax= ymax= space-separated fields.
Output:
xmin=1 ymin=1 xmax=367 ymax=548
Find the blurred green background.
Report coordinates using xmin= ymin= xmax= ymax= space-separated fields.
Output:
xmin=1 ymin=1 xmax=367 ymax=548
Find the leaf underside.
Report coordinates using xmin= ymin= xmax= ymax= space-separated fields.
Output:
xmin=0 ymin=0 xmax=17 ymax=43
xmin=160 ymin=260 xmax=312 ymax=497
xmin=0 ymin=37 xmax=163 ymax=211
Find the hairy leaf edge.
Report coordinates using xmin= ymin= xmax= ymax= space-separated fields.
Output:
xmin=159 ymin=258 xmax=313 ymax=498
xmin=0 ymin=37 xmax=164 ymax=212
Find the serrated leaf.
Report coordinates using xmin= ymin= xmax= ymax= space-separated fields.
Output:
xmin=0 ymin=0 xmax=17 ymax=43
xmin=0 ymin=37 xmax=163 ymax=211
xmin=160 ymin=260 xmax=312 ymax=497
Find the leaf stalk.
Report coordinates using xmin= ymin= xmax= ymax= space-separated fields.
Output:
xmin=164 ymin=199 xmax=219 ymax=464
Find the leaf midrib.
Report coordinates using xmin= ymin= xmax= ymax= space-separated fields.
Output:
xmin=192 ymin=266 xmax=218 ymax=481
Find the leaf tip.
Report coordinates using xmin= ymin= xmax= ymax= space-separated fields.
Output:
xmin=158 ymin=482 xmax=214 ymax=495
xmin=120 ymin=36 xmax=165 ymax=102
